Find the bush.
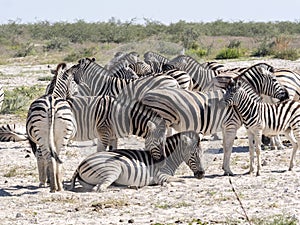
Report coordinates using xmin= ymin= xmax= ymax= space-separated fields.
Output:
xmin=1 ymin=85 xmax=45 ymax=116
xmin=186 ymin=48 xmax=207 ymax=58
xmin=43 ymin=38 xmax=69 ymax=52
xmin=13 ymin=43 xmax=35 ymax=57
xmin=63 ymin=47 xmax=97 ymax=62
xmin=273 ymin=49 xmax=299 ymax=60
xmin=215 ymin=48 xmax=244 ymax=59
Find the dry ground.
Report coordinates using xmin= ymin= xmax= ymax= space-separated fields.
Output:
xmin=0 ymin=58 xmax=300 ymax=225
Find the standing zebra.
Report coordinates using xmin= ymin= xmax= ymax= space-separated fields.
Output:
xmin=224 ymin=79 xmax=300 ymax=175
xmin=26 ymin=63 xmax=77 ymax=192
xmin=70 ymin=131 xmax=205 ymax=191
xmin=139 ymin=68 xmax=289 ymax=175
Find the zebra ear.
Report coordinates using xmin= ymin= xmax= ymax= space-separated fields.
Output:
xmin=182 ymin=134 xmax=192 ymax=146
xmin=147 ymin=121 xmax=156 ymax=131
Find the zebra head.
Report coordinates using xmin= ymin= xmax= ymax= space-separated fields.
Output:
xmin=72 ymin=57 xmax=96 ymax=84
xmin=46 ymin=63 xmax=78 ymax=98
xmin=241 ymin=63 xmax=289 ymax=102
xmin=224 ymin=78 xmax=243 ymax=107
xmin=179 ymin=131 xmax=205 ymax=179
xmin=145 ymin=119 xmax=166 ymax=163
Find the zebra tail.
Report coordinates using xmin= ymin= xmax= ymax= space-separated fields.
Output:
xmin=28 ymin=138 xmax=38 ymax=156
xmin=70 ymin=169 xmax=79 ymax=190
xmin=48 ymin=105 xmax=63 ymax=164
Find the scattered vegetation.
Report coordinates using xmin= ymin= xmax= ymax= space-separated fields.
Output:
xmin=1 ymin=85 xmax=45 ymax=117
xmin=91 ymin=199 xmax=129 ymax=211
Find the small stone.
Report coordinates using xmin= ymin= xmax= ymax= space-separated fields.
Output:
xmin=16 ymin=213 xmax=23 ymax=218
xmin=128 ymin=219 xmax=134 ymax=223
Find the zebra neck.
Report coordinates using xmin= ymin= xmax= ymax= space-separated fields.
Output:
xmin=161 ymin=145 xmax=184 ymax=176
xmin=235 ymin=94 xmax=261 ymax=127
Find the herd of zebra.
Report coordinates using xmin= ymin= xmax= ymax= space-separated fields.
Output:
xmin=1 ymin=51 xmax=300 ymax=193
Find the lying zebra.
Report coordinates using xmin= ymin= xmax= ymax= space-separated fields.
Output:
xmin=70 ymin=131 xmax=205 ymax=192
xmin=224 ymin=79 xmax=300 ymax=176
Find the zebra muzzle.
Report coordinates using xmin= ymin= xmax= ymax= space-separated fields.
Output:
xmin=194 ymin=170 xmax=205 ymax=179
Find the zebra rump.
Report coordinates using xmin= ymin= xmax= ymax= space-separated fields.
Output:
xmin=70 ymin=131 xmax=205 ymax=192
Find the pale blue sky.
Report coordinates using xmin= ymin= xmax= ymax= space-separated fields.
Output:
xmin=1 ymin=0 xmax=300 ymax=24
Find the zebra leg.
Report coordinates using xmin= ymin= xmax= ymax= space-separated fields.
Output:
xmin=56 ymin=161 xmax=63 ymax=191
xmin=284 ymin=129 xmax=298 ymax=171
xmin=270 ymin=135 xmax=285 ymax=150
xmin=222 ymin=129 xmax=237 ymax=176
xmin=96 ymin=173 xmax=121 ymax=192
xmin=37 ymin=156 xmax=47 ymax=187
xmin=253 ymin=132 xmax=262 ymax=176
xmin=48 ymin=157 xmax=58 ymax=192
xmin=247 ymin=132 xmax=255 ymax=175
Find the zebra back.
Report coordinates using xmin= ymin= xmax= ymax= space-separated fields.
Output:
xmin=143 ymin=51 xmax=169 ymax=64
xmin=115 ymin=75 xmax=180 ymax=106
xmin=168 ymin=55 xmax=220 ymax=91
xmin=274 ymin=68 xmax=300 ymax=101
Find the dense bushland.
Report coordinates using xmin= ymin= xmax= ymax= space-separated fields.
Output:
xmin=0 ymin=18 xmax=300 ymax=63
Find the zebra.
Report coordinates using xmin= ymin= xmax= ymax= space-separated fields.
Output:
xmin=67 ymin=73 xmax=176 ymax=159
xmin=26 ymin=63 xmax=77 ymax=192
xmin=252 ymin=68 xmax=300 ymax=149
xmin=144 ymin=51 xmax=169 ymax=65
xmin=72 ymin=57 xmax=134 ymax=97
xmin=105 ymin=51 xmax=140 ymax=70
xmin=66 ymin=94 xmax=167 ymax=161
xmin=224 ymin=78 xmax=300 ymax=175
xmin=139 ymin=69 xmax=289 ymax=175
xmin=108 ymin=60 xmax=139 ymax=79
xmin=144 ymin=51 xmax=170 ymax=74
xmin=128 ymin=61 xmax=153 ymax=76
xmin=72 ymin=57 xmax=180 ymax=98
xmin=70 ymin=130 xmax=205 ymax=191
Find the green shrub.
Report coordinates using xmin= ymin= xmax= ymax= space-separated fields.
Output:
xmin=215 ymin=47 xmax=244 ymax=59
xmin=1 ymin=85 xmax=45 ymax=115
xmin=13 ymin=43 xmax=35 ymax=57
xmin=273 ymin=48 xmax=299 ymax=60
xmin=43 ymin=38 xmax=69 ymax=52
xmin=186 ymin=48 xmax=207 ymax=58
xmin=63 ymin=47 xmax=97 ymax=62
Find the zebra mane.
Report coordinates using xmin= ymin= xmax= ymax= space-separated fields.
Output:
xmin=47 ymin=63 xmax=67 ymax=94
xmin=46 ymin=63 xmax=75 ymax=98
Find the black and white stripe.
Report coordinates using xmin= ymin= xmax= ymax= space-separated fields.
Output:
xmin=70 ymin=131 xmax=205 ymax=191
xmin=26 ymin=63 xmax=77 ymax=192
xmin=139 ymin=68 xmax=289 ymax=175
xmin=224 ymin=79 xmax=300 ymax=175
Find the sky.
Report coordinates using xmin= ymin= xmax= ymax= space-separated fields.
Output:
xmin=1 ymin=0 xmax=300 ymax=25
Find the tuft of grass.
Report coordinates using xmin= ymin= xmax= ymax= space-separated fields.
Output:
xmin=91 ymin=199 xmax=129 ymax=211
xmin=253 ymin=214 xmax=298 ymax=225
xmin=3 ymin=167 xmax=18 ymax=177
